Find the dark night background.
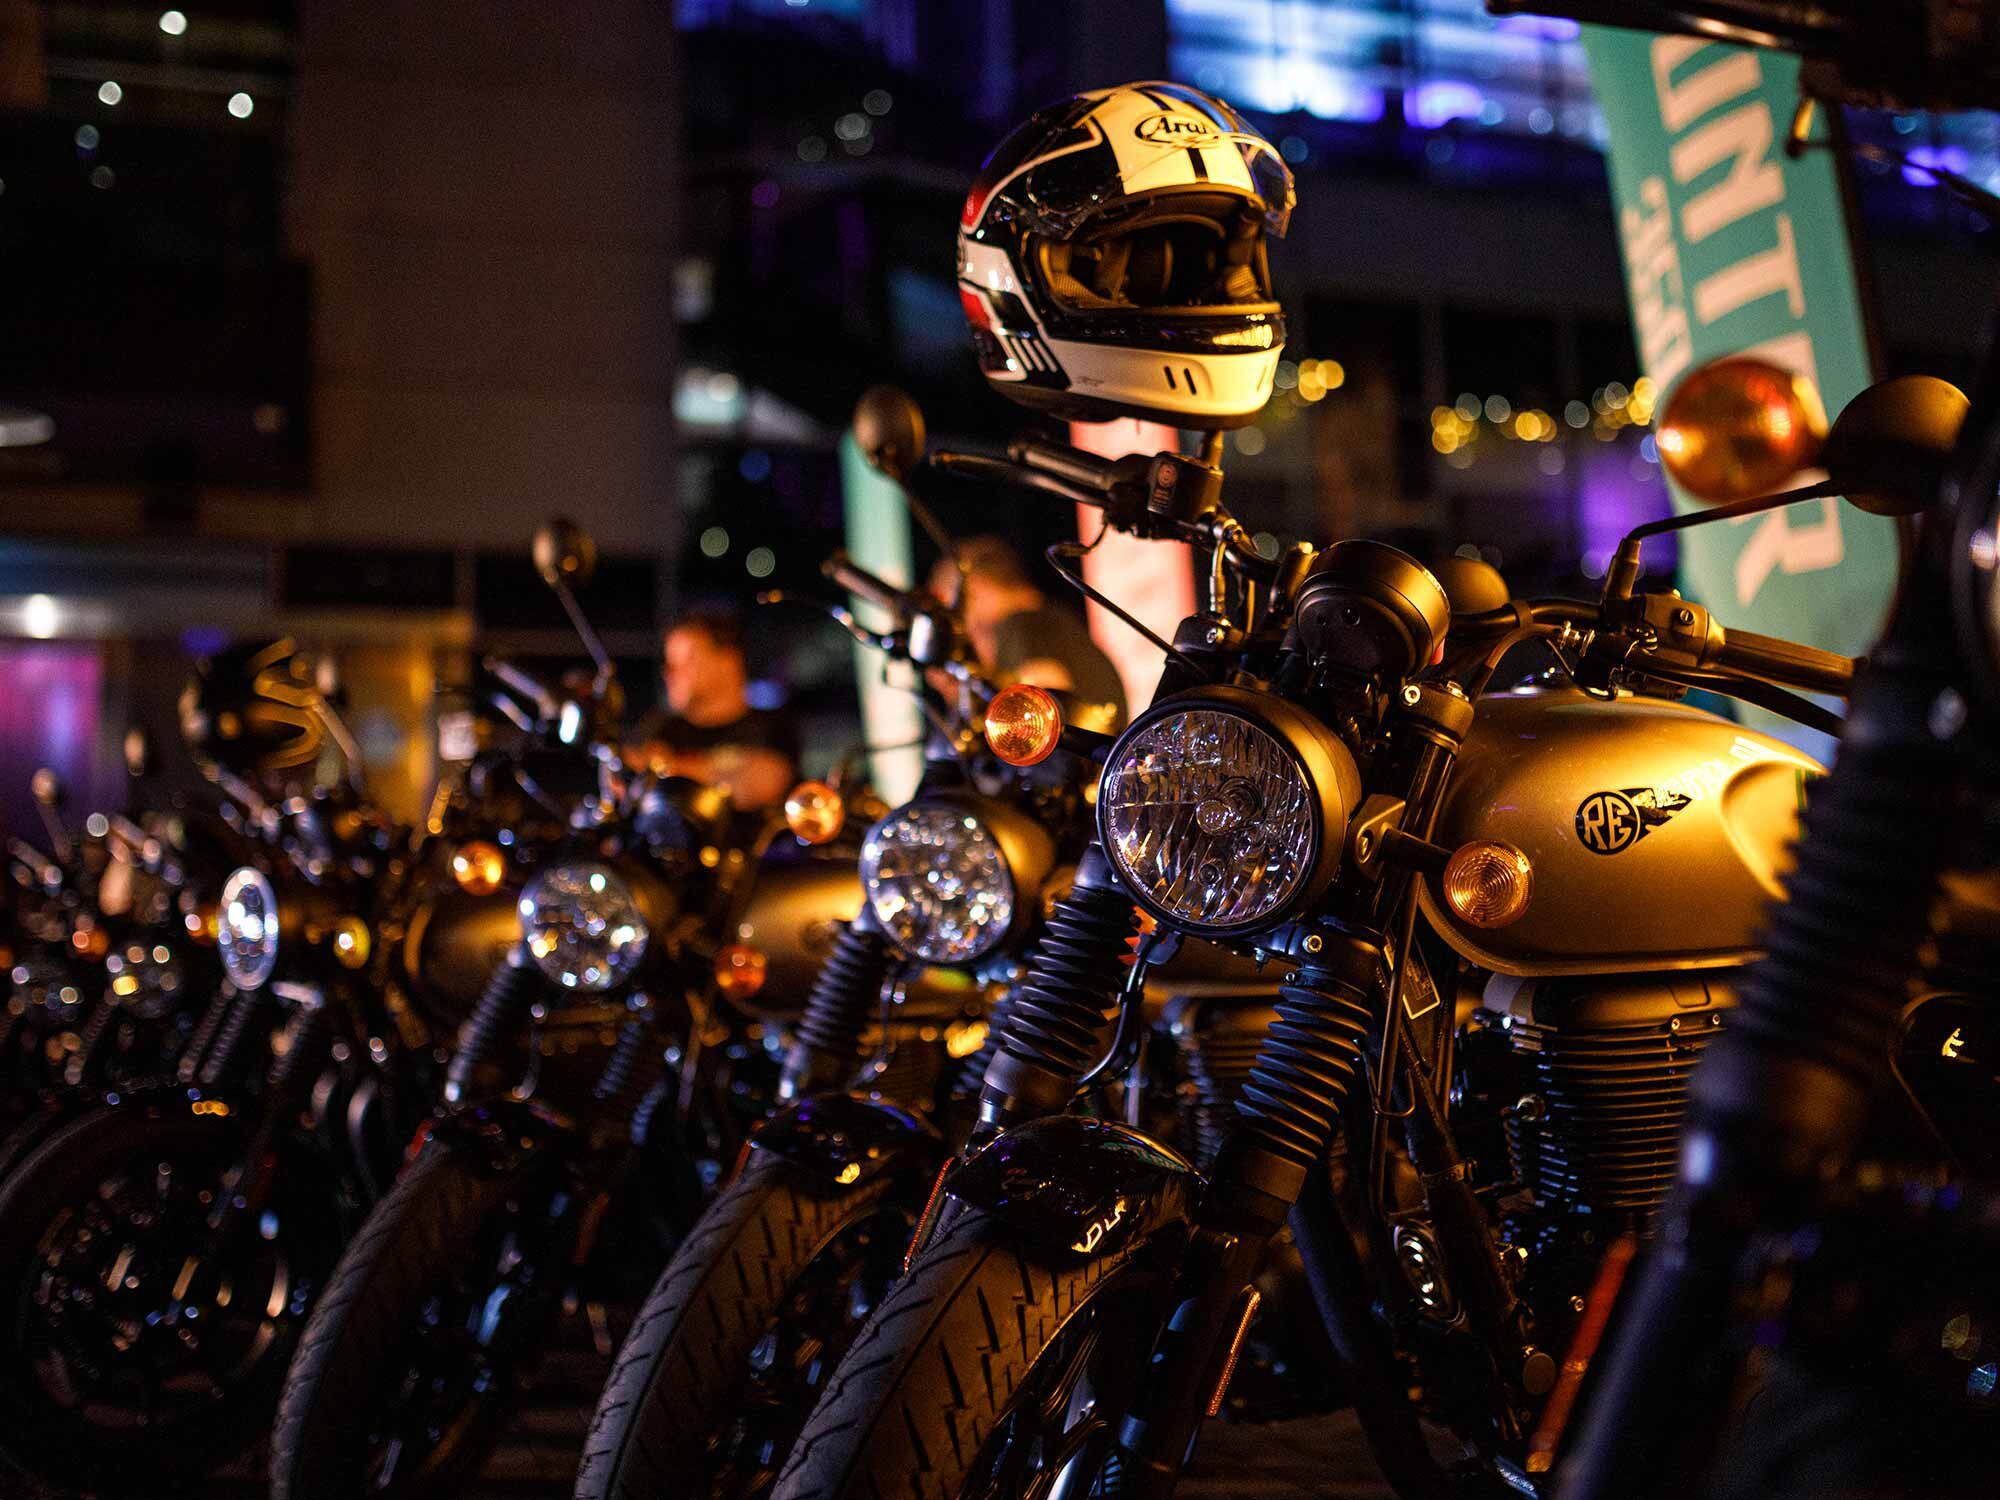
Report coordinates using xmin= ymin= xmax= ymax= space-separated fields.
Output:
xmin=1 ymin=0 xmax=1996 ymax=838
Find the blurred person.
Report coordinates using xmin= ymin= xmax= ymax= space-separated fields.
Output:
xmin=626 ymin=609 xmax=795 ymax=810
xmin=931 ymin=536 xmax=1126 ymax=729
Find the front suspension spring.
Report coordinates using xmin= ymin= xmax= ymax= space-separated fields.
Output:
xmin=784 ymin=921 xmax=892 ymax=1090
xmin=594 ymin=1014 xmax=667 ymax=1126
xmin=447 ymin=949 xmax=541 ymax=1101
xmin=177 ymin=986 xmax=238 ymax=1085
xmin=198 ymin=989 xmax=268 ymax=1091
xmin=980 ymin=849 xmax=1138 ymax=1121
xmin=1229 ymin=951 xmax=1380 ymax=1174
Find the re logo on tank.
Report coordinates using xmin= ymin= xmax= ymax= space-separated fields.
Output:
xmin=1574 ymin=786 xmax=1692 ymax=855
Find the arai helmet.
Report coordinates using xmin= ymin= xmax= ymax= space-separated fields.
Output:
xmin=957 ymin=81 xmax=1293 ymax=430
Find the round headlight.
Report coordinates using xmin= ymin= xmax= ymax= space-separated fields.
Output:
xmin=519 ymin=862 xmax=649 ymax=992
xmin=219 ymin=866 xmax=280 ymax=991
xmin=1098 ymin=689 xmax=1358 ymax=937
xmin=861 ymin=803 xmax=1015 ymax=965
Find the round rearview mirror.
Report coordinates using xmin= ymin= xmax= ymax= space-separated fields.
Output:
xmin=533 ymin=518 xmax=598 ymax=589
xmin=852 ymin=386 xmax=926 ymax=483
xmin=1657 ymin=357 xmax=1828 ymax=506
xmin=1820 ymin=375 xmax=1966 ymax=518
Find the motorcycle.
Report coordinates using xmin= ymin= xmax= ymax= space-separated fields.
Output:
xmin=761 ymin=379 xmax=1884 ymax=1500
xmin=0 ymin=765 xmax=418 ymax=1492
xmin=268 ymin=523 xmax=862 ymax=1499
xmin=1457 ymin=5 xmax=2000 ymax=1495
xmin=0 ymin=760 xmax=231 ymax=1127
xmin=574 ymin=428 xmax=1111 ymax=1500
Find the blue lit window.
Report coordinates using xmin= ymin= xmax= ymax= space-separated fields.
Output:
xmin=1167 ymin=0 xmax=1599 ymax=143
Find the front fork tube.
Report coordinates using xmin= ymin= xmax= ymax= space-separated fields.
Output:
xmin=208 ymin=989 xmax=336 ymax=1243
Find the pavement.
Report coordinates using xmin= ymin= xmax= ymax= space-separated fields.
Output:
xmin=47 ymin=1319 xmax=1399 ymax=1500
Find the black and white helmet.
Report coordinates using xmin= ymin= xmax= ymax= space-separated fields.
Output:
xmin=957 ymin=81 xmax=1294 ymax=430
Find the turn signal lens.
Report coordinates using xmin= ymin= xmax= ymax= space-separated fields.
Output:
xmin=1657 ymin=357 xmax=1826 ymax=505
xmin=714 ymin=943 xmax=768 ymax=1001
xmin=451 ymin=840 xmax=506 ymax=895
xmin=1442 ymin=840 xmax=1534 ymax=929
xmin=784 ymin=781 xmax=846 ymax=845
xmin=332 ymin=916 xmax=372 ymax=969
xmin=984 ymin=684 xmax=1063 ymax=767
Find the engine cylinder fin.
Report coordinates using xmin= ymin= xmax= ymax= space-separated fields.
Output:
xmin=1498 ymin=999 xmax=1727 ymax=1226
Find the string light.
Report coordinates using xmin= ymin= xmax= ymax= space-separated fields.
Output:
xmin=1430 ymin=377 xmax=1654 ymax=459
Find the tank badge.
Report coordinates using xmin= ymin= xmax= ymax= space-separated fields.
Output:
xmin=1574 ymin=787 xmax=1693 ymax=856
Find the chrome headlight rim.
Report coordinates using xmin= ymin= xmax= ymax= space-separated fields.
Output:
xmin=859 ymin=793 xmax=1039 ymax=967
xmin=518 ymin=860 xmax=651 ymax=993
xmin=218 ymin=865 xmax=280 ymax=992
xmin=1095 ymin=685 xmax=1360 ymax=940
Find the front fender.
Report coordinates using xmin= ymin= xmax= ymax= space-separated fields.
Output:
xmin=943 ymin=1115 xmax=1199 ymax=1263
xmin=0 ymin=1081 xmax=235 ymax=1178
xmin=411 ymin=1096 xmax=581 ymax=1180
xmin=748 ymin=1091 xmax=945 ymax=1194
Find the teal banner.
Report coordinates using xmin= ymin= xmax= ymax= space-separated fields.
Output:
xmin=1582 ymin=28 xmax=1895 ymax=698
xmin=837 ymin=432 xmax=922 ymax=801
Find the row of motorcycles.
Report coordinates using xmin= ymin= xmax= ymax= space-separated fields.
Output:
xmin=5 ymin=7 xmax=2000 ymax=1498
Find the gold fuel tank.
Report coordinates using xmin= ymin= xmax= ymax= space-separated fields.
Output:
xmin=1419 ymin=684 xmax=1821 ymax=977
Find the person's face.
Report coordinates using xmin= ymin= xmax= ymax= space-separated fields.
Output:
xmin=664 ymin=627 xmax=734 ymax=714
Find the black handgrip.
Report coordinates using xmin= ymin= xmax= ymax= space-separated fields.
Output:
xmin=822 ymin=551 xmax=909 ymax=616
xmin=1712 ymin=627 xmax=1855 ymax=696
xmin=1009 ymin=438 xmax=1117 ymax=492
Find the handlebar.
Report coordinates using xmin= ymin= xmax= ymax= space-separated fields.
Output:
xmin=822 ymin=552 xmax=911 ymax=618
xmin=1711 ymin=626 xmax=1855 ymax=697
xmin=483 ymin=656 xmax=559 ymax=723
xmin=1009 ymin=438 xmax=1120 ymax=494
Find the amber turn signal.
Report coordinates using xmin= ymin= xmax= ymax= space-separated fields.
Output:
xmin=332 ymin=916 xmax=372 ymax=969
xmin=184 ymin=903 xmax=219 ymax=945
xmin=1657 ymin=357 xmax=1827 ymax=506
xmin=714 ymin=943 xmax=768 ymax=1001
xmin=451 ymin=840 xmax=506 ymax=895
xmin=784 ymin=780 xmax=846 ymax=845
xmin=1442 ymin=840 xmax=1533 ymax=929
xmin=984 ymin=684 xmax=1063 ymax=767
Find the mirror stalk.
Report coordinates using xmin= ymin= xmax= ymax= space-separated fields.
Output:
xmin=1603 ymin=480 xmax=1838 ymax=603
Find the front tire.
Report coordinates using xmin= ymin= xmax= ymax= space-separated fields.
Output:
xmin=269 ymin=1140 xmax=553 ymax=1499
xmin=771 ymin=1206 xmax=1176 ymax=1500
xmin=575 ymin=1151 xmax=913 ymax=1500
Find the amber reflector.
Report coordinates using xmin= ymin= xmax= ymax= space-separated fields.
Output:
xmin=984 ymin=684 xmax=1063 ymax=766
xmin=714 ymin=944 xmax=769 ymax=1001
xmin=451 ymin=840 xmax=506 ymax=895
xmin=784 ymin=781 xmax=846 ymax=845
xmin=1657 ymin=357 xmax=1827 ymax=506
xmin=1442 ymin=840 xmax=1533 ymax=929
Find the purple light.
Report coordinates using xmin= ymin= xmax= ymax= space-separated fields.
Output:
xmin=1409 ymin=80 xmax=1485 ymax=131
xmin=1903 ymin=144 xmax=1973 ymax=188
xmin=1493 ymin=15 xmax=1581 ymax=42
